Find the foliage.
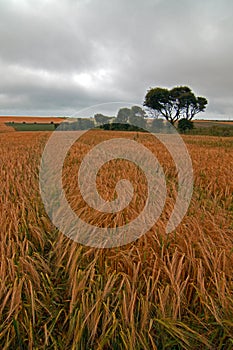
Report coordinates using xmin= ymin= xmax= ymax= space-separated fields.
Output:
xmin=149 ymin=118 xmax=175 ymax=133
xmin=178 ymin=118 xmax=194 ymax=132
xmin=58 ymin=118 xmax=95 ymax=130
xmin=99 ymin=122 xmax=146 ymax=132
xmin=144 ymin=86 xmax=208 ymax=125
xmin=96 ymin=106 xmax=147 ymax=131
xmin=128 ymin=106 xmax=146 ymax=129
xmin=94 ymin=114 xmax=113 ymax=126
xmin=115 ymin=106 xmax=147 ymax=129
xmin=115 ymin=107 xmax=131 ymax=123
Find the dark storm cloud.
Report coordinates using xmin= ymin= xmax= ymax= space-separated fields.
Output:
xmin=0 ymin=0 xmax=233 ymax=118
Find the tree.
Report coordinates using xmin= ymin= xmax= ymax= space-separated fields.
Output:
xmin=60 ymin=118 xmax=95 ymax=130
xmin=149 ymin=118 xmax=165 ymax=133
xmin=115 ymin=108 xmax=131 ymax=123
xmin=94 ymin=113 xmax=113 ymax=126
xmin=128 ymin=106 xmax=146 ymax=129
xmin=130 ymin=105 xmax=146 ymax=118
xmin=144 ymin=86 xmax=208 ymax=125
xmin=77 ymin=118 xmax=95 ymax=130
xmin=178 ymin=118 xmax=194 ymax=132
xmin=115 ymin=106 xmax=146 ymax=128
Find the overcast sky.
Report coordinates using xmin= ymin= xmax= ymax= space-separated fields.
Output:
xmin=0 ymin=0 xmax=233 ymax=119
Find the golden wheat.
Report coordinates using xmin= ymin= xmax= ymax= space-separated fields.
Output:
xmin=0 ymin=130 xmax=232 ymax=349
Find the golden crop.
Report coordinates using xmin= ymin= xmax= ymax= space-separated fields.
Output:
xmin=0 ymin=130 xmax=232 ymax=349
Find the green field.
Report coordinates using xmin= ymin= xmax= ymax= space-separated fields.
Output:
xmin=6 ymin=122 xmax=57 ymax=131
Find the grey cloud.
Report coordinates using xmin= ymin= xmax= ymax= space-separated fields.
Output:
xmin=0 ymin=0 xmax=233 ymax=118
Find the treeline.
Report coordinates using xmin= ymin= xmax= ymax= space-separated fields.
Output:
xmin=57 ymin=105 xmax=176 ymax=133
xmin=57 ymin=106 xmax=149 ymax=131
xmin=58 ymin=85 xmax=210 ymax=132
xmin=57 ymin=118 xmax=95 ymax=130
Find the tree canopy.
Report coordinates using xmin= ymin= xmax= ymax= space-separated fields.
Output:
xmin=128 ymin=106 xmax=146 ymax=129
xmin=143 ymin=86 xmax=208 ymax=125
xmin=115 ymin=106 xmax=146 ymax=129
xmin=178 ymin=118 xmax=194 ymax=132
xmin=94 ymin=113 xmax=113 ymax=125
xmin=115 ymin=108 xmax=131 ymax=123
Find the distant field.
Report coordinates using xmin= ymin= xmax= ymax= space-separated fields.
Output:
xmin=0 ymin=116 xmax=65 ymax=123
xmin=7 ymin=122 xmax=56 ymax=131
xmin=0 ymin=116 xmax=65 ymax=132
xmin=194 ymin=119 xmax=233 ymax=128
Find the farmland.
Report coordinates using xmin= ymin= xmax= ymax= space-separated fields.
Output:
xmin=6 ymin=123 xmax=56 ymax=132
xmin=193 ymin=119 xmax=233 ymax=128
xmin=0 ymin=129 xmax=232 ymax=349
xmin=0 ymin=116 xmax=65 ymax=123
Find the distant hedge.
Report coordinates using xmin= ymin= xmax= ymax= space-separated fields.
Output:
xmin=99 ymin=123 xmax=147 ymax=132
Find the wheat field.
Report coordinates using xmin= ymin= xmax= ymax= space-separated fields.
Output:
xmin=0 ymin=130 xmax=232 ymax=349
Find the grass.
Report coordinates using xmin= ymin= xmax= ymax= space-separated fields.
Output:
xmin=193 ymin=120 xmax=233 ymax=128
xmin=182 ymin=125 xmax=233 ymax=137
xmin=6 ymin=122 xmax=56 ymax=131
xmin=0 ymin=130 xmax=232 ymax=349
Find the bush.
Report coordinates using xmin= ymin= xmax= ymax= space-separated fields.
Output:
xmin=178 ymin=118 xmax=194 ymax=132
xmin=99 ymin=123 xmax=146 ymax=132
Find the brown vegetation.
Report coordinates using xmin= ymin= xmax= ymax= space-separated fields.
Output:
xmin=0 ymin=130 xmax=232 ymax=349
xmin=0 ymin=123 xmax=15 ymax=133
